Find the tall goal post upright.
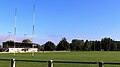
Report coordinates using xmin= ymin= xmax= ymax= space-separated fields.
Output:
xmin=32 ymin=5 xmax=35 ymax=56
xmin=14 ymin=8 xmax=17 ymax=56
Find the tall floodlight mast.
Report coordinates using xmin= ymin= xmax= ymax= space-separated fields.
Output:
xmin=14 ymin=8 xmax=17 ymax=56
xmin=32 ymin=5 xmax=35 ymax=56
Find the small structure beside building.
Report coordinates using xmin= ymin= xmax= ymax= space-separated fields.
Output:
xmin=2 ymin=41 xmax=38 ymax=53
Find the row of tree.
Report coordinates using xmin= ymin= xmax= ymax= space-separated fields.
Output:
xmin=41 ymin=37 xmax=120 ymax=51
xmin=3 ymin=37 xmax=120 ymax=51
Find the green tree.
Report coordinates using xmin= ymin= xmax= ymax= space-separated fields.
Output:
xmin=44 ymin=41 xmax=56 ymax=51
xmin=101 ymin=37 xmax=113 ymax=51
xmin=36 ymin=44 xmax=41 ymax=51
xmin=91 ymin=41 xmax=101 ymax=51
xmin=22 ymin=39 xmax=32 ymax=43
xmin=96 ymin=41 xmax=101 ymax=51
xmin=110 ymin=42 xmax=117 ymax=51
xmin=0 ymin=45 xmax=2 ymax=52
xmin=115 ymin=41 xmax=120 ymax=51
xmin=57 ymin=37 xmax=70 ymax=50
xmin=84 ymin=40 xmax=92 ymax=51
xmin=70 ymin=39 xmax=84 ymax=51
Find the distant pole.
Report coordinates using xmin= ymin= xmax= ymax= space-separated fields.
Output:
xmin=32 ymin=5 xmax=35 ymax=56
xmin=8 ymin=32 xmax=11 ymax=41
xmin=14 ymin=8 xmax=17 ymax=56
xmin=24 ymin=34 xmax=26 ymax=39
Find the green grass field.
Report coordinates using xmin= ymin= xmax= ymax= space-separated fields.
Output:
xmin=0 ymin=51 xmax=120 ymax=67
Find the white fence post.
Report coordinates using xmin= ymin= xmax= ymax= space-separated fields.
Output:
xmin=48 ymin=60 xmax=53 ymax=67
xmin=11 ymin=59 xmax=16 ymax=67
xmin=99 ymin=61 xmax=104 ymax=67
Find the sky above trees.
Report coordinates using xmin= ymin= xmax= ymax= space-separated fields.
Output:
xmin=0 ymin=0 xmax=120 ymax=45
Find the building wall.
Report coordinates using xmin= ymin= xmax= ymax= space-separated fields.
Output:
xmin=8 ymin=48 xmax=38 ymax=53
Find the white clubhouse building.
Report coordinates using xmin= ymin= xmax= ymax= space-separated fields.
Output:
xmin=2 ymin=41 xmax=38 ymax=53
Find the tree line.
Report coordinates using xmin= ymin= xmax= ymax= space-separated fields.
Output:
xmin=2 ymin=37 xmax=120 ymax=51
xmin=41 ymin=37 xmax=120 ymax=51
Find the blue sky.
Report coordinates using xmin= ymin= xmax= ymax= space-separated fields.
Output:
xmin=0 ymin=0 xmax=120 ymax=45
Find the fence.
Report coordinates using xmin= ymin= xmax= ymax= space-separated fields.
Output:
xmin=0 ymin=58 xmax=120 ymax=67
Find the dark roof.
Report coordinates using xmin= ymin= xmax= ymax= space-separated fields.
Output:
xmin=3 ymin=42 xmax=38 ymax=46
